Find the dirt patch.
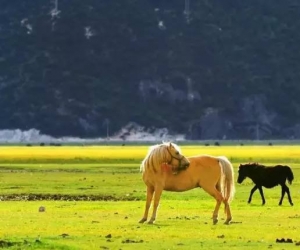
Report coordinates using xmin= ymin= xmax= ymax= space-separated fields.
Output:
xmin=122 ymin=239 xmax=144 ymax=243
xmin=0 ymin=240 xmax=19 ymax=248
xmin=0 ymin=239 xmax=32 ymax=248
xmin=0 ymin=168 xmax=86 ymax=173
xmin=0 ymin=239 xmax=49 ymax=248
xmin=0 ymin=194 xmax=141 ymax=201
xmin=276 ymin=238 xmax=293 ymax=243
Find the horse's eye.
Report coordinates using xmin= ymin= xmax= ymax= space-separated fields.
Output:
xmin=176 ymin=151 xmax=179 ymax=155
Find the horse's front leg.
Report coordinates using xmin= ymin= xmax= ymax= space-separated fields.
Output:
xmin=248 ymin=185 xmax=258 ymax=204
xmin=258 ymin=186 xmax=265 ymax=205
xmin=148 ymin=185 xmax=163 ymax=224
xmin=139 ymin=185 xmax=154 ymax=223
xmin=279 ymin=184 xmax=293 ymax=206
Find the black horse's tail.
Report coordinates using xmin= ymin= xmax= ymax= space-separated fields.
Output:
xmin=285 ymin=166 xmax=294 ymax=185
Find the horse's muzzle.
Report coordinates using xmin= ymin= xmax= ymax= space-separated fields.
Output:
xmin=183 ymin=162 xmax=190 ymax=170
xmin=177 ymin=163 xmax=189 ymax=171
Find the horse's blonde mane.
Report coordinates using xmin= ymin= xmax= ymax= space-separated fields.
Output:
xmin=140 ymin=142 xmax=180 ymax=173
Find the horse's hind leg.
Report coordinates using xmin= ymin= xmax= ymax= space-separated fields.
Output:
xmin=219 ymin=183 xmax=232 ymax=225
xmin=139 ymin=185 xmax=154 ymax=223
xmin=223 ymin=200 xmax=232 ymax=225
xmin=280 ymin=184 xmax=293 ymax=206
xmin=212 ymin=192 xmax=223 ymax=225
xmin=278 ymin=184 xmax=286 ymax=206
xmin=202 ymin=186 xmax=223 ymax=225
xmin=286 ymin=185 xmax=293 ymax=206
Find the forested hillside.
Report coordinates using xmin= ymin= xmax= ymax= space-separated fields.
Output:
xmin=1 ymin=0 xmax=300 ymax=139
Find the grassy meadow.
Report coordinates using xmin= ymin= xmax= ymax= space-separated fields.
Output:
xmin=0 ymin=143 xmax=300 ymax=249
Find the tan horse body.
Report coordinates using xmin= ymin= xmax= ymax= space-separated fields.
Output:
xmin=139 ymin=142 xmax=190 ymax=224
xmin=140 ymin=148 xmax=235 ymax=225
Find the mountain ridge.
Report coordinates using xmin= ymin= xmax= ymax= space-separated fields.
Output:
xmin=1 ymin=1 xmax=300 ymax=139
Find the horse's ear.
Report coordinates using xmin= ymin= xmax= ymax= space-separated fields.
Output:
xmin=169 ymin=142 xmax=173 ymax=148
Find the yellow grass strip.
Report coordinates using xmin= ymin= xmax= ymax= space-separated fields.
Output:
xmin=0 ymin=145 xmax=299 ymax=162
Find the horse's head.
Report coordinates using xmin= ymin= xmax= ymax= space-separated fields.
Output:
xmin=166 ymin=142 xmax=190 ymax=171
xmin=237 ymin=164 xmax=248 ymax=184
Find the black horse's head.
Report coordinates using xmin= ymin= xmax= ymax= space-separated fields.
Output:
xmin=237 ymin=164 xmax=248 ymax=184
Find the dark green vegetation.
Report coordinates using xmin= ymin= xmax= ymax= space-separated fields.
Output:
xmin=0 ymin=163 xmax=143 ymax=201
xmin=1 ymin=1 xmax=300 ymax=139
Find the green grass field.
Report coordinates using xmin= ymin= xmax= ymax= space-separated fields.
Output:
xmin=0 ymin=144 xmax=300 ymax=249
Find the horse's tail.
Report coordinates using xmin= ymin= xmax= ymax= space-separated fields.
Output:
xmin=285 ymin=166 xmax=294 ymax=185
xmin=218 ymin=156 xmax=235 ymax=203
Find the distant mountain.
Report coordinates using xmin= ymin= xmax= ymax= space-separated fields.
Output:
xmin=1 ymin=0 xmax=300 ymax=139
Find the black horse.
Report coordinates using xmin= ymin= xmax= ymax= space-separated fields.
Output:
xmin=237 ymin=163 xmax=294 ymax=206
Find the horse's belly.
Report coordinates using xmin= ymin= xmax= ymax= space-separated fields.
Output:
xmin=163 ymin=186 xmax=190 ymax=192
xmin=263 ymin=183 xmax=278 ymax=188
xmin=163 ymin=173 xmax=199 ymax=191
xmin=163 ymin=182 xmax=197 ymax=192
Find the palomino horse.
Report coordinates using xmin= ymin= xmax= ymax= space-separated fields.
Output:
xmin=139 ymin=144 xmax=235 ymax=225
xmin=139 ymin=142 xmax=190 ymax=224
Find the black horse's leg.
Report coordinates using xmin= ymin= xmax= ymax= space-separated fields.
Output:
xmin=279 ymin=184 xmax=286 ymax=206
xmin=248 ymin=185 xmax=258 ymax=204
xmin=258 ymin=186 xmax=265 ymax=205
xmin=284 ymin=184 xmax=293 ymax=206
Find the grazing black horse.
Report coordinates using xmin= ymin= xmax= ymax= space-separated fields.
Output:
xmin=237 ymin=163 xmax=294 ymax=206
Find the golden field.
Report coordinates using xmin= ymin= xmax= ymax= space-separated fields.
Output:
xmin=0 ymin=144 xmax=299 ymax=163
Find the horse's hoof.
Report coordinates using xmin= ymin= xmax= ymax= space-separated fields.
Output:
xmin=291 ymin=203 xmax=294 ymax=206
xmin=147 ymin=220 xmax=154 ymax=224
xmin=213 ymin=219 xmax=218 ymax=225
xmin=139 ymin=218 xmax=147 ymax=223
xmin=224 ymin=220 xmax=231 ymax=225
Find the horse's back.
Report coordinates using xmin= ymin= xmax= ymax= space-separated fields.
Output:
xmin=188 ymin=155 xmax=222 ymax=183
xmin=265 ymin=165 xmax=291 ymax=175
xmin=189 ymin=154 xmax=220 ymax=165
xmin=255 ymin=165 xmax=292 ymax=187
xmin=272 ymin=165 xmax=293 ymax=182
